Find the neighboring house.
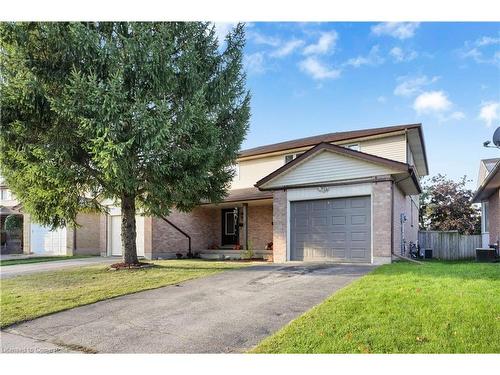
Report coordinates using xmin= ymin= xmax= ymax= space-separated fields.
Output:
xmin=1 ymin=174 xmax=101 ymax=256
xmin=473 ymin=158 xmax=500 ymax=248
xmin=137 ymin=123 xmax=427 ymax=264
xmin=1 ymin=175 xmax=24 ymax=253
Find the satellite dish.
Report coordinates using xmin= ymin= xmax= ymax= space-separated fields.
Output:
xmin=493 ymin=126 xmax=500 ymax=147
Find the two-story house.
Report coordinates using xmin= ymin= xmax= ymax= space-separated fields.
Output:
xmin=132 ymin=123 xmax=428 ymax=264
xmin=9 ymin=123 xmax=428 ymax=264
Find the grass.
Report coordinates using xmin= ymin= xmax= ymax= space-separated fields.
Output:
xmin=251 ymin=261 xmax=500 ymax=353
xmin=0 ymin=255 xmax=92 ymax=266
xmin=0 ymin=259 xmax=247 ymax=328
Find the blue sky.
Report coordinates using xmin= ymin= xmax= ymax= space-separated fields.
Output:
xmin=217 ymin=22 xmax=500 ymax=188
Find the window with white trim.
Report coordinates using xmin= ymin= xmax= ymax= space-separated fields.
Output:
xmin=284 ymin=152 xmax=304 ymax=164
xmin=483 ymin=201 xmax=489 ymax=233
xmin=0 ymin=188 xmax=12 ymax=201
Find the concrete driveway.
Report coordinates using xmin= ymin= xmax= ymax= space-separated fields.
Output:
xmin=1 ymin=257 xmax=117 ymax=279
xmin=1 ymin=263 xmax=374 ymax=353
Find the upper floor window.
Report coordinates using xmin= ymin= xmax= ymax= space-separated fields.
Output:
xmin=0 ymin=188 xmax=12 ymax=201
xmin=345 ymin=143 xmax=360 ymax=151
xmin=284 ymin=152 xmax=303 ymax=164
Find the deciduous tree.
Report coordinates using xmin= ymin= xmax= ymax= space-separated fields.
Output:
xmin=419 ymin=174 xmax=481 ymax=235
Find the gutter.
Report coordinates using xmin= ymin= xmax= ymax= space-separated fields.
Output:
xmin=160 ymin=216 xmax=192 ymax=257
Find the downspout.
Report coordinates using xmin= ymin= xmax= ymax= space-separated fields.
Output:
xmin=160 ymin=216 xmax=192 ymax=257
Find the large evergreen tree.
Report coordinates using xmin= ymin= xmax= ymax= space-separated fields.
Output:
xmin=0 ymin=22 xmax=250 ymax=264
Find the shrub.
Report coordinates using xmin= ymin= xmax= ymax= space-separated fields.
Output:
xmin=242 ymin=240 xmax=254 ymax=260
xmin=4 ymin=214 xmax=22 ymax=232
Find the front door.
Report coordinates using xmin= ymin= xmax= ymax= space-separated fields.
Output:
xmin=221 ymin=208 xmax=239 ymax=246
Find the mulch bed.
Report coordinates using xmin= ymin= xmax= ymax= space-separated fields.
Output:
xmin=109 ymin=262 xmax=155 ymax=271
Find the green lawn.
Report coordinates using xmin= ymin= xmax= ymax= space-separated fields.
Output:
xmin=0 ymin=255 xmax=92 ymax=266
xmin=252 ymin=261 xmax=500 ymax=353
xmin=0 ymin=259 xmax=247 ymax=328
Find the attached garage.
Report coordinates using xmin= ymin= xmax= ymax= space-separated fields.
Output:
xmin=30 ymin=223 xmax=67 ymax=255
xmin=108 ymin=214 xmax=145 ymax=257
xmin=290 ymin=196 xmax=371 ymax=262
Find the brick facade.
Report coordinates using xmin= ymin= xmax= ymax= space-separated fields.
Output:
xmin=73 ymin=213 xmax=101 ymax=256
xmin=247 ymin=204 xmax=273 ymax=251
xmin=272 ymin=190 xmax=287 ymax=262
xmin=372 ymin=180 xmax=393 ymax=260
xmin=151 ymin=207 xmax=219 ymax=258
xmin=489 ymin=189 xmax=500 ymax=245
xmin=392 ymin=186 xmax=419 ymax=256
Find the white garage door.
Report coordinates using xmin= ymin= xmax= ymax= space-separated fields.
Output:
xmin=31 ymin=224 xmax=67 ymax=255
xmin=110 ymin=215 xmax=145 ymax=257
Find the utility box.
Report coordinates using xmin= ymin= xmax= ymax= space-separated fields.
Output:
xmin=424 ymin=249 xmax=433 ymax=259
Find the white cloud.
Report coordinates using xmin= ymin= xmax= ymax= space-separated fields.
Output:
xmin=248 ymin=31 xmax=280 ymax=47
xmin=299 ymin=57 xmax=341 ymax=80
xmin=460 ymin=35 xmax=500 ymax=66
xmin=303 ymin=31 xmax=338 ymax=55
xmin=413 ymin=91 xmax=452 ymax=114
xmin=377 ymin=96 xmax=387 ymax=103
xmin=371 ymin=22 xmax=420 ymax=40
xmin=476 ymin=36 xmax=500 ymax=47
xmin=478 ymin=101 xmax=500 ymax=127
xmin=214 ymin=22 xmax=237 ymax=45
xmin=450 ymin=111 xmax=466 ymax=120
xmin=271 ymin=39 xmax=305 ymax=58
xmin=394 ymin=75 xmax=440 ymax=97
xmin=344 ymin=45 xmax=384 ymax=68
xmin=244 ymin=52 xmax=265 ymax=74
xmin=389 ymin=46 xmax=418 ymax=62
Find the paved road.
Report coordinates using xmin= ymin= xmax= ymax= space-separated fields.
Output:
xmin=1 ymin=257 xmax=118 ymax=279
xmin=1 ymin=263 xmax=374 ymax=353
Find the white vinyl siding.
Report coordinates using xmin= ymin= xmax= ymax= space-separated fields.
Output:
xmin=261 ymin=150 xmax=397 ymax=189
xmin=359 ymin=134 xmax=406 ymax=163
xmin=231 ymin=154 xmax=284 ymax=189
xmin=233 ymin=133 xmax=408 ymax=189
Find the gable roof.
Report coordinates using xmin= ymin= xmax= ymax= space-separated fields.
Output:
xmin=255 ymin=142 xmax=420 ymax=193
xmin=473 ymin=159 xmax=500 ymax=202
xmin=483 ymin=158 xmax=500 ymax=173
xmin=239 ymin=123 xmax=428 ymax=177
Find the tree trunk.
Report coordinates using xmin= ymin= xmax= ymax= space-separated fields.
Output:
xmin=121 ymin=193 xmax=139 ymax=264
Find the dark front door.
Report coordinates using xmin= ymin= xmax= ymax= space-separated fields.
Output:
xmin=221 ymin=208 xmax=239 ymax=246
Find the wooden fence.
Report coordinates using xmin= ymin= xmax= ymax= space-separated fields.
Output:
xmin=418 ymin=231 xmax=481 ymax=260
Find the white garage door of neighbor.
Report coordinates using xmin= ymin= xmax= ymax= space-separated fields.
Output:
xmin=110 ymin=215 xmax=145 ymax=257
xmin=31 ymin=224 xmax=67 ymax=255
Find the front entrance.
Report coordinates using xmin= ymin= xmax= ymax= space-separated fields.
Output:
xmin=221 ymin=208 xmax=239 ymax=246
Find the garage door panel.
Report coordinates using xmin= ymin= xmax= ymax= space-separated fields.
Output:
xmin=31 ymin=224 xmax=67 ymax=255
xmin=332 ymin=216 xmax=347 ymax=225
xmin=291 ymin=196 xmax=371 ymax=262
xmin=351 ymin=215 xmax=367 ymax=225
xmin=351 ymin=248 xmax=368 ymax=260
